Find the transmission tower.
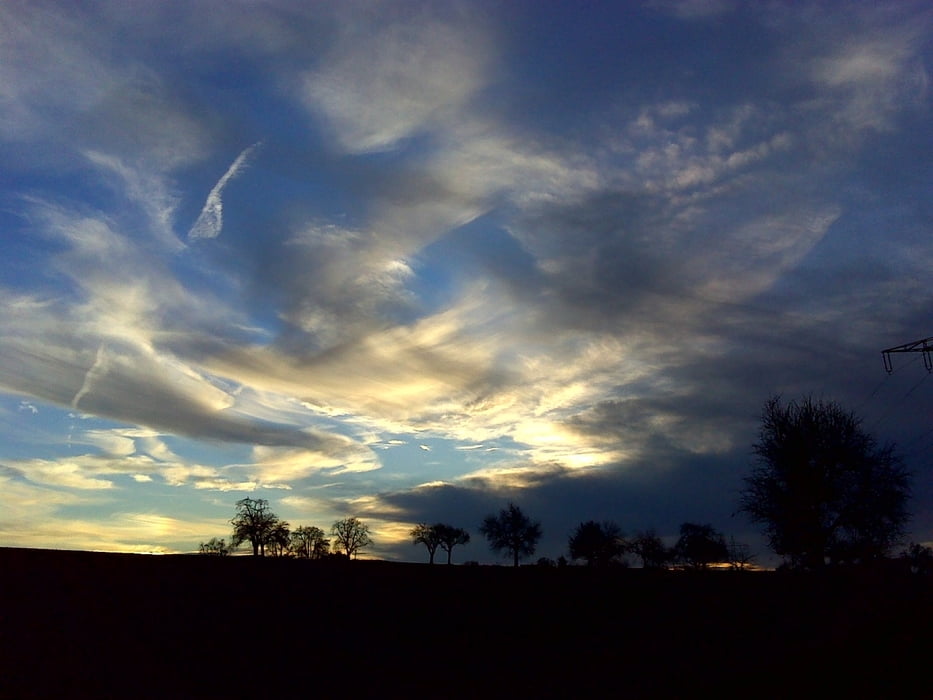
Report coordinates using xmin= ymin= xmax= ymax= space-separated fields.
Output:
xmin=882 ymin=336 xmax=933 ymax=373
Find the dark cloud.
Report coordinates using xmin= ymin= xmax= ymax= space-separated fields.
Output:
xmin=0 ymin=341 xmax=349 ymax=456
xmin=370 ymin=450 xmax=759 ymax=564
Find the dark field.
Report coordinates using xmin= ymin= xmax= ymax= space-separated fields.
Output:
xmin=2 ymin=548 xmax=931 ymax=698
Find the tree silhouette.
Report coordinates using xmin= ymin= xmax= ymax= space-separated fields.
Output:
xmin=231 ymin=498 xmax=281 ymax=556
xmin=331 ymin=517 xmax=373 ymax=559
xmin=266 ymin=520 xmax=291 ymax=557
xmin=198 ymin=537 xmax=229 ymax=556
xmin=901 ymin=543 xmax=933 ymax=576
xmin=727 ymin=537 xmax=755 ymax=570
xmin=479 ymin=502 xmax=542 ymax=567
xmin=741 ymin=396 xmax=911 ymax=569
xmin=434 ymin=523 xmax=470 ymax=565
xmin=568 ymin=520 xmax=626 ymax=567
xmin=411 ymin=523 xmax=441 ymax=564
xmin=675 ymin=523 xmax=728 ymax=570
xmin=290 ymin=525 xmax=330 ymax=559
xmin=630 ymin=530 xmax=670 ymax=569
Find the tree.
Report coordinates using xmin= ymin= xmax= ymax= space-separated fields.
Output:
xmin=331 ymin=517 xmax=373 ymax=559
xmin=411 ymin=523 xmax=442 ymax=564
xmin=568 ymin=520 xmax=627 ymax=567
xmin=630 ymin=530 xmax=670 ymax=569
xmin=434 ymin=523 xmax=470 ymax=565
xmin=479 ymin=502 xmax=542 ymax=567
xmin=199 ymin=537 xmax=229 ymax=556
xmin=901 ymin=543 xmax=933 ymax=576
xmin=231 ymin=498 xmax=281 ymax=556
xmin=741 ymin=396 xmax=911 ymax=569
xmin=266 ymin=520 xmax=291 ymax=557
xmin=290 ymin=525 xmax=330 ymax=559
xmin=727 ymin=536 xmax=755 ymax=570
xmin=675 ymin=523 xmax=728 ymax=570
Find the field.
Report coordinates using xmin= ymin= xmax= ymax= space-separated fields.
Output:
xmin=2 ymin=547 xmax=931 ymax=698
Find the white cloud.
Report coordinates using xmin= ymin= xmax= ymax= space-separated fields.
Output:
xmin=71 ymin=343 xmax=109 ymax=411
xmin=302 ymin=16 xmax=490 ymax=153
xmin=10 ymin=457 xmax=116 ymax=490
xmin=251 ymin=441 xmax=380 ymax=483
xmin=797 ymin=16 xmax=930 ymax=135
xmin=83 ymin=150 xmax=184 ymax=253
xmin=188 ymin=142 xmax=263 ymax=240
xmin=0 ymin=488 xmax=232 ymax=552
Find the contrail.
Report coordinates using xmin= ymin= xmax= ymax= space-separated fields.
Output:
xmin=188 ymin=141 xmax=262 ymax=241
xmin=72 ymin=343 xmax=108 ymax=410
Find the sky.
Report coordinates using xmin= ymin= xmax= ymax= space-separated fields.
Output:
xmin=1 ymin=0 xmax=931 ymax=565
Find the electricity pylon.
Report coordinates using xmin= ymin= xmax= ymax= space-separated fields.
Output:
xmin=882 ymin=336 xmax=933 ymax=373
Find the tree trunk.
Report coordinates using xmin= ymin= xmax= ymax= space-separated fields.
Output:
xmin=429 ymin=550 xmax=435 ymax=565
xmin=513 ymin=549 xmax=519 ymax=567
xmin=446 ymin=549 xmax=452 ymax=565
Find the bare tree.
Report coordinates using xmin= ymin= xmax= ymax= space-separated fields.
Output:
xmin=630 ymin=530 xmax=670 ymax=569
xmin=727 ymin=537 xmax=755 ymax=570
xmin=741 ymin=395 xmax=911 ymax=568
xmin=675 ymin=523 xmax=728 ymax=570
xmin=231 ymin=498 xmax=281 ymax=556
xmin=568 ymin=520 xmax=627 ymax=567
xmin=434 ymin=524 xmax=471 ymax=565
xmin=198 ymin=537 xmax=229 ymax=556
xmin=479 ymin=503 xmax=542 ymax=567
xmin=290 ymin=525 xmax=330 ymax=559
xmin=266 ymin=521 xmax=291 ymax=557
xmin=331 ymin=517 xmax=373 ymax=559
xmin=411 ymin=523 xmax=442 ymax=564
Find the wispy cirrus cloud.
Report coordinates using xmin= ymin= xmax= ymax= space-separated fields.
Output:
xmin=188 ymin=142 xmax=263 ymax=241
xmin=301 ymin=10 xmax=491 ymax=153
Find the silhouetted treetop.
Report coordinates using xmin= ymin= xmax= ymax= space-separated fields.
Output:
xmin=480 ymin=503 xmax=542 ymax=567
xmin=198 ymin=537 xmax=229 ymax=556
xmin=675 ymin=523 xmax=728 ymax=570
xmin=630 ymin=530 xmax=670 ymax=569
xmin=411 ymin=523 xmax=442 ymax=564
xmin=568 ymin=520 xmax=627 ymax=567
xmin=290 ymin=525 xmax=330 ymax=559
xmin=332 ymin=517 xmax=373 ymax=559
xmin=741 ymin=395 xmax=911 ymax=569
xmin=231 ymin=498 xmax=281 ymax=557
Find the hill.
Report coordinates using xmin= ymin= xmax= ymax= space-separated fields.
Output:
xmin=2 ymin=547 xmax=931 ymax=698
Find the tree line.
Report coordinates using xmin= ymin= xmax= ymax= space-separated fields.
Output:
xmin=201 ymin=395 xmax=929 ymax=571
xmin=199 ymin=498 xmax=373 ymax=560
xmin=415 ymin=396 xmax=921 ymax=569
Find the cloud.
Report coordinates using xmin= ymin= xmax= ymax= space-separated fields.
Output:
xmin=301 ymin=11 xmax=491 ymax=153
xmin=188 ymin=142 xmax=263 ymax=241
xmin=251 ymin=442 xmax=380 ymax=483
xmin=82 ymin=151 xmax=185 ymax=253
xmin=0 ymin=475 xmax=231 ymax=552
xmin=1 ymin=2 xmax=931 ymax=560
xmin=648 ymin=0 xmax=735 ymax=19
xmin=71 ymin=343 xmax=109 ymax=410
xmin=4 ymin=455 xmax=119 ymax=490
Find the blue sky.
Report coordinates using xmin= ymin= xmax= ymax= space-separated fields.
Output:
xmin=1 ymin=0 xmax=931 ymax=564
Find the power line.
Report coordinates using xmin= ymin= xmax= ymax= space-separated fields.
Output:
xmin=903 ymin=372 xmax=929 ymax=400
